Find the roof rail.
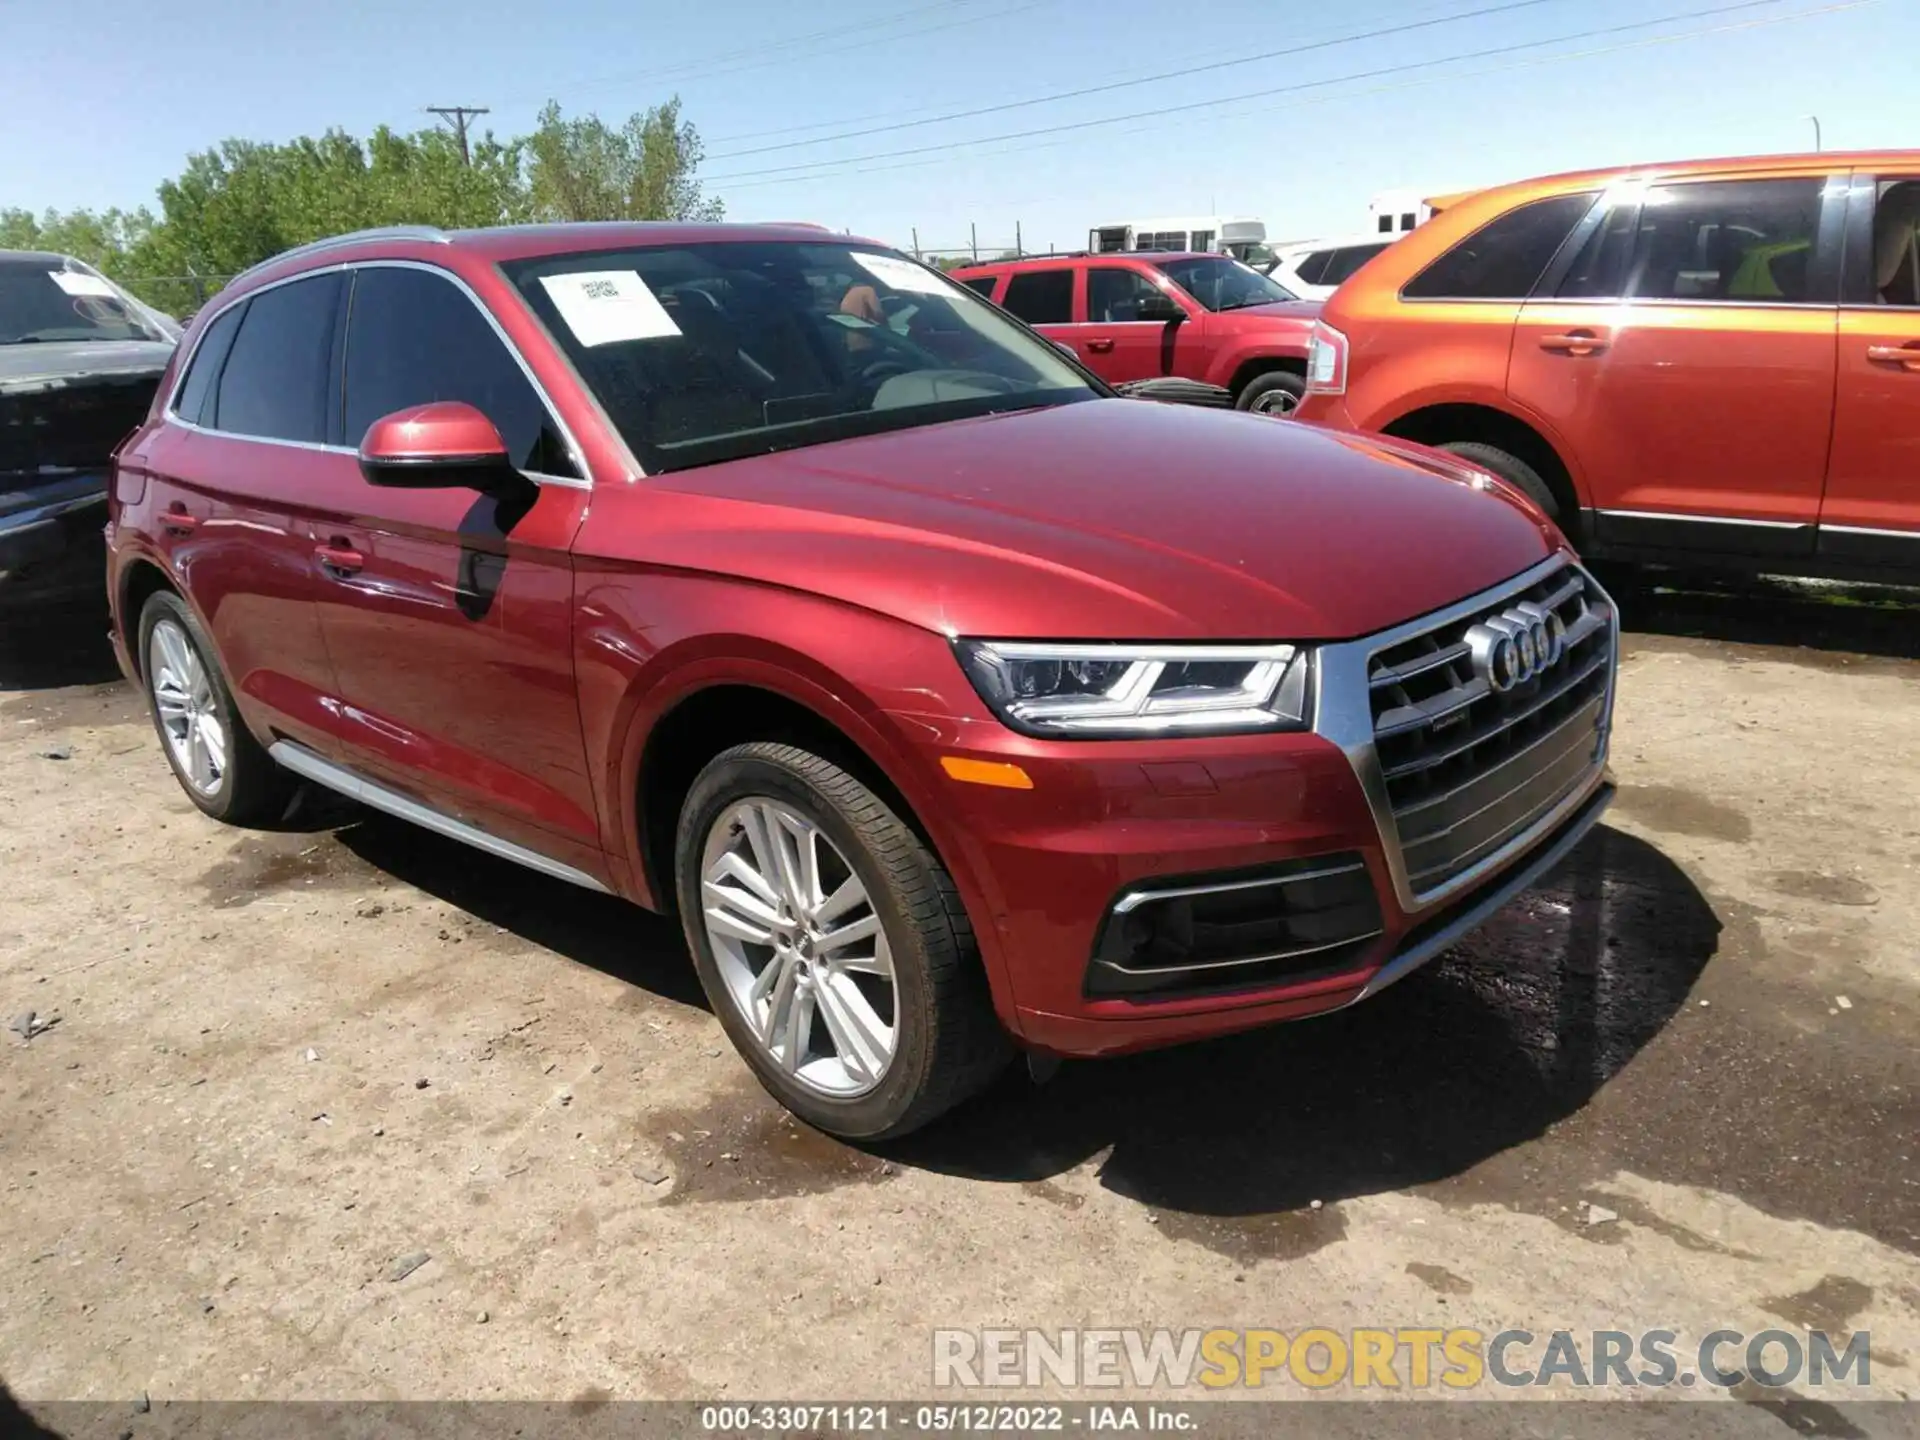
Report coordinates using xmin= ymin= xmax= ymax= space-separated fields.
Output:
xmin=227 ymin=225 xmax=451 ymax=287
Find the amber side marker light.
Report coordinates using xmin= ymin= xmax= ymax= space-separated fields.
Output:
xmin=940 ymin=756 xmax=1034 ymax=790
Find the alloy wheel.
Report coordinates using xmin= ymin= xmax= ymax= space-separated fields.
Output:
xmin=148 ymin=618 xmax=226 ymax=797
xmin=699 ymin=798 xmax=898 ymax=1097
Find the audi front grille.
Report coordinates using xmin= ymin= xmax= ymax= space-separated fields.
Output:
xmin=1365 ymin=558 xmax=1615 ymax=899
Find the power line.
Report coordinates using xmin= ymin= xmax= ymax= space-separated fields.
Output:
xmin=486 ymin=0 xmax=1045 ymax=112
xmin=707 ymin=0 xmax=1569 ymax=161
xmin=426 ymin=106 xmax=490 ymax=164
xmin=718 ymin=0 xmax=1876 ymax=194
xmin=705 ymin=0 xmax=1839 ymax=186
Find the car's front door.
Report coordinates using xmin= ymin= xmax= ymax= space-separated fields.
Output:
xmin=1511 ymin=173 xmax=1843 ymax=558
xmin=1082 ymin=264 xmax=1202 ymax=383
xmin=1818 ymin=170 xmax=1920 ymax=577
xmin=309 ymin=262 xmax=604 ymax=874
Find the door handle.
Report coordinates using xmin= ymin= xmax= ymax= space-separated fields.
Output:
xmin=161 ymin=504 xmax=199 ymax=535
xmin=1865 ymin=343 xmax=1920 ymax=371
xmin=1539 ymin=330 xmax=1608 ymax=356
xmin=314 ymin=539 xmax=365 ymax=577
xmin=1086 ymin=338 xmax=1115 ymax=354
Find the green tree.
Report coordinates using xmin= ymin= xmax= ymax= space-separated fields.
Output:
xmin=526 ymin=97 xmax=722 ymax=223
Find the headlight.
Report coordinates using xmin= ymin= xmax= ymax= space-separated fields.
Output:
xmin=955 ymin=641 xmax=1312 ymax=738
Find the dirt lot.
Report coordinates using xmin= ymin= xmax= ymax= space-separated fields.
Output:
xmin=2 ymin=576 xmax=1917 ymax=1426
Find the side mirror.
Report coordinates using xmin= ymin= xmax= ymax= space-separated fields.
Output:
xmin=358 ymin=401 xmax=516 ymax=491
xmin=1135 ymin=292 xmax=1185 ymax=324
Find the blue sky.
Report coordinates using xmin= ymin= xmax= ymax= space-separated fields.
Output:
xmin=2 ymin=0 xmax=1911 ymax=255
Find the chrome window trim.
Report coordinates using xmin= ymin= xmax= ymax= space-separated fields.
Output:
xmin=163 ymin=257 xmax=592 ymax=490
xmin=1312 ymin=552 xmax=1618 ymax=917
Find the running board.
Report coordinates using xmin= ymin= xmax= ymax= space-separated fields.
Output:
xmin=268 ymin=741 xmax=612 ymax=895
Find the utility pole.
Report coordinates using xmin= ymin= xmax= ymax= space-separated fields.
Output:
xmin=911 ymin=227 xmax=921 ymax=260
xmin=427 ymin=106 xmax=490 ymax=164
xmin=1803 ymin=114 xmax=1822 ymax=152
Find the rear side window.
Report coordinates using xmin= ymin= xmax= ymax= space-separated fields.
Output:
xmin=1618 ymin=178 xmax=1826 ymax=303
xmin=1293 ymin=251 xmax=1334 ymax=285
xmin=171 ymin=303 xmax=247 ymax=427
xmin=1323 ymin=243 xmax=1390 ymax=285
xmin=342 ymin=266 xmax=576 ymax=475
xmin=957 ymin=276 xmax=998 ymax=298
xmin=210 ymin=273 xmax=344 ymax=443
xmin=1403 ymin=192 xmax=1596 ymax=300
xmin=1001 ymin=269 xmax=1073 ymax=325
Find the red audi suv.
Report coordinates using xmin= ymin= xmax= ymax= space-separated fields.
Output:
xmin=108 ymin=222 xmax=1618 ymax=1139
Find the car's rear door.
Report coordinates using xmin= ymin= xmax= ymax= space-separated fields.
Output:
xmin=1511 ymin=172 xmax=1844 ymax=558
xmin=996 ymin=266 xmax=1081 ymax=368
xmin=309 ymin=261 xmax=604 ymax=874
xmin=134 ymin=272 xmax=348 ymax=751
xmin=1818 ymin=168 xmax=1920 ymax=577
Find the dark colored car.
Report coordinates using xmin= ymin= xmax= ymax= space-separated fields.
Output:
xmin=950 ymin=251 xmax=1320 ymax=415
xmin=1 ymin=252 xmax=178 ymax=596
xmin=109 ymin=222 xmax=1619 ymax=1139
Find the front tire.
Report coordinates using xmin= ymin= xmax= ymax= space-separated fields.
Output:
xmin=675 ymin=742 xmax=1010 ymax=1140
xmin=1437 ymin=440 xmax=1564 ymax=527
xmin=137 ymin=591 xmax=293 ymax=825
xmin=1235 ymin=370 xmax=1306 ymax=416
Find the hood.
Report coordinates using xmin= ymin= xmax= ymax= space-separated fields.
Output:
xmin=636 ymin=399 xmax=1560 ymax=643
xmin=0 ymin=340 xmax=176 ymax=395
xmin=1226 ymin=299 xmax=1322 ymax=324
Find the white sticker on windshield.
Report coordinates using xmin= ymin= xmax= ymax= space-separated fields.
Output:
xmin=850 ymin=252 xmax=947 ymax=296
xmin=49 ymin=270 xmax=120 ymax=298
xmin=538 ymin=270 xmax=681 ymax=347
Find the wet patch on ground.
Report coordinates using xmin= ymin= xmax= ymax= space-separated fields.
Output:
xmin=1021 ymin=1179 xmax=1086 ymax=1212
xmin=1406 ymin=1262 xmax=1473 ymax=1296
xmin=651 ymin=1080 xmax=896 ymax=1205
xmin=1146 ymin=1203 xmax=1348 ymax=1267
xmin=197 ymin=833 xmax=383 ymax=906
xmin=1763 ymin=871 xmax=1881 ymax=908
xmin=1613 ymin=783 xmax=1753 ymax=843
xmin=1762 ymin=1276 xmax=1877 ymax=1334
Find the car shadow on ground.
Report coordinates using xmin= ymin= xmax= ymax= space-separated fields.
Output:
xmin=331 ymin=809 xmax=709 ymax=1011
xmin=0 ymin=590 xmax=121 ymax=692
xmin=1599 ymin=564 xmax=1920 ymax=661
xmin=889 ymin=824 xmax=1719 ymax=1223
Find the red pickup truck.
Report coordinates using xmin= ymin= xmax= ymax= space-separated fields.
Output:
xmin=950 ymin=251 xmax=1321 ymax=414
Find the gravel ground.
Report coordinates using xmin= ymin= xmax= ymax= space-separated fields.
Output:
xmin=1 ymin=575 xmax=1916 ymax=1432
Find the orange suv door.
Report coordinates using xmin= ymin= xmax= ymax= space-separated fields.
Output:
xmin=1510 ymin=173 xmax=1844 ymax=559
xmin=1819 ymin=169 xmax=1920 ymax=575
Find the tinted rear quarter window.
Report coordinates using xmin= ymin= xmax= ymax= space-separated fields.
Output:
xmin=1324 ymin=243 xmax=1390 ymax=285
xmin=1293 ymin=251 xmax=1333 ymax=285
xmin=1403 ymin=192 xmax=1596 ymax=300
xmin=172 ymin=302 xmax=247 ymax=427
xmin=1001 ymin=269 xmax=1074 ymax=325
xmin=211 ymin=273 xmax=343 ymax=443
xmin=958 ymin=276 xmax=998 ymax=297
xmin=342 ymin=266 xmax=575 ymax=474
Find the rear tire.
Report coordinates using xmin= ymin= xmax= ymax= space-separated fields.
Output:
xmin=1235 ymin=370 xmax=1306 ymax=417
xmin=137 ymin=591 xmax=293 ymax=826
xmin=1437 ymin=440 xmax=1564 ymax=526
xmin=675 ymin=741 xmax=1010 ymax=1140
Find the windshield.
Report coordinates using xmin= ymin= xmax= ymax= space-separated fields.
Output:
xmin=0 ymin=260 xmax=176 ymax=345
xmin=1154 ymin=255 xmax=1298 ymax=311
xmin=503 ymin=242 xmax=1100 ymax=473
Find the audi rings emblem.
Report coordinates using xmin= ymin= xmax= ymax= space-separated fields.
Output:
xmin=1466 ymin=602 xmax=1567 ymax=693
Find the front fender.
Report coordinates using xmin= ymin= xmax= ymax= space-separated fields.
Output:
xmin=1203 ymin=339 xmax=1310 ymax=391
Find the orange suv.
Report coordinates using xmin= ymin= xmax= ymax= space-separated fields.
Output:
xmin=1295 ymin=150 xmax=1920 ymax=581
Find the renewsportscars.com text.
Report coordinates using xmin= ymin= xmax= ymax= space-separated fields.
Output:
xmin=932 ymin=1327 xmax=1874 ymax=1391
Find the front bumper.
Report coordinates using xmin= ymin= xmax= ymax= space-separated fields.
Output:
xmin=911 ymin=554 xmax=1618 ymax=1057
